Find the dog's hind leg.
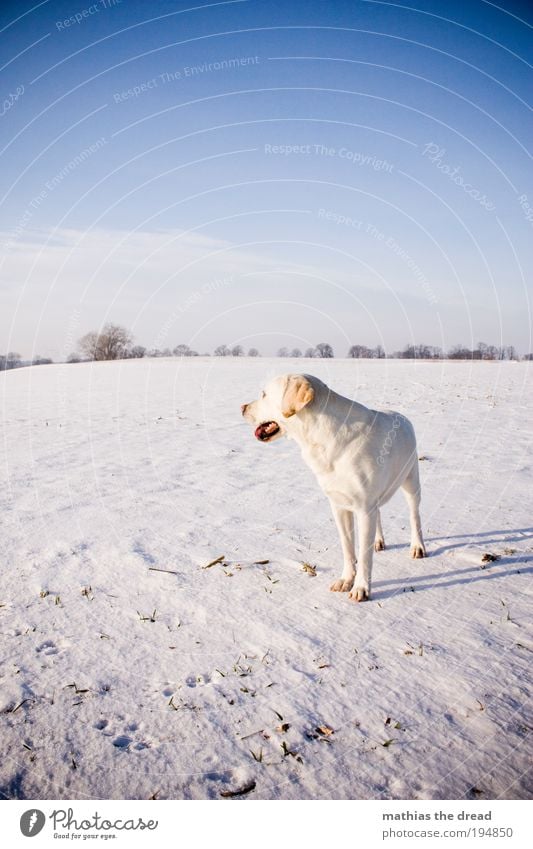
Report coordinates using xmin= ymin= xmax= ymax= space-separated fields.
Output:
xmin=374 ymin=509 xmax=385 ymax=551
xmin=329 ymin=503 xmax=356 ymax=593
xmin=401 ymin=462 xmax=426 ymax=559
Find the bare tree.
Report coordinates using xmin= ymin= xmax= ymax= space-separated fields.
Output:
xmin=248 ymin=347 xmax=260 ymax=357
xmin=231 ymin=345 xmax=244 ymax=357
xmin=173 ymin=344 xmax=191 ymax=357
xmin=98 ymin=324 xmax=132 ymax=360
xmin=447 ymin=345 xmax=473 ymax=360
xmin=5 ymin=352 xmax=22 ymax=369
xmin=290 ymin=348 xmax=302 ymax=357
xmin=78 ymin=332 xmax=98 ymax=360
xmin=393 ymin=343 xmax=441 ymax=359
xmin=214 ymin=344 xmax=231 ymax=356
xmin=128 ymin=345 xmax=146 ymax=359
xmin=505 ymin=345 xmax=518 ymax=361
xmin=78 ymin=324 xmax=132 ymax=361
xmin=172 ymin=343 xmax=198 ymax=357
xmin=67 ymin=353 xmax=81 ymax=363
xmin=304 ymin=347 xmax=316 ymax=358
xmin=348 ymin=345 xmax=372 ymax=358
xmin=484 ymin=345 xmax=499 ymax=360
xmin=315 ymin=342 xmax=334 ymax=358
xmin=277 ymin=347 xmax=289 ymax=357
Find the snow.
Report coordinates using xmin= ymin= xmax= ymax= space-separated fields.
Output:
xmin=0 ymin=357 xmax=532 ymax=800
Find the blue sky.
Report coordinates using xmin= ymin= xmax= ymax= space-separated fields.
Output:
xmin=1 ymin=0 xmax=531 ymax=358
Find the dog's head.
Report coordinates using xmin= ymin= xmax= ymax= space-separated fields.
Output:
xmin=241 ymin=374 xmax=315 ymax=443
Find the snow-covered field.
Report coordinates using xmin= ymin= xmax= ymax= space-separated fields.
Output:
xmin=0 ymin=357 xmax=532 ymax=801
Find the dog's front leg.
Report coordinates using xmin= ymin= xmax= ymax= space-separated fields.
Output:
xmin=350 ymin=507 xmax=378 ymax=602
xmin=329 ymin=502 xmax=356 ymax=593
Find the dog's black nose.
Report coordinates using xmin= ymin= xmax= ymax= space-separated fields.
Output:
xmin=241 ymin=403 xmax=248 ymax=416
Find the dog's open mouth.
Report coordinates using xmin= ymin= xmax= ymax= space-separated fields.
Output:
xmin=255 ymin=421 xmax=280 ymax=441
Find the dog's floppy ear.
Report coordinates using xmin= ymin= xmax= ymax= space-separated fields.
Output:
xmin=281 ymin=375 xmax=315 ymax=418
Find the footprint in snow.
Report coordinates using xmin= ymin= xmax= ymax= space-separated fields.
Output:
xmin=36 ymin=640 xmax=58 ymax=655
xmin=186 ymin=673 xmax=211 ymax=688
xmin=112 ymin=735 xmax=132 ymax=749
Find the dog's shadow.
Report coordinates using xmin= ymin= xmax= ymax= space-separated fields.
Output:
xmin=372 ymin=526 xmax=533 ymax=600
xmin=426 ymin=526 xmax=533 ymax=557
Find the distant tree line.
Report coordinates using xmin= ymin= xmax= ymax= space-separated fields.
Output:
xmin=0 ymin=352 xmax=21 ymax=370
xmin=1 ymin=329 xmax=531 ymax=370
xmin=0 ymin=352 xmax=53 ymax=370
xmin=276 ymin=341 xmax=523 ymax=360
xmin=277 ymin=342 xmax=337 ymax=358
xmin=391 ymin=342 xmax=520 ymax=360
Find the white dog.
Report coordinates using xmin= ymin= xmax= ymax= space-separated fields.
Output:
xmin=241 ymin=374 xmax=426 ymax=601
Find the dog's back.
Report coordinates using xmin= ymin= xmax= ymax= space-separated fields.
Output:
xmin=296 ymin=378 xmax=419 ymax=508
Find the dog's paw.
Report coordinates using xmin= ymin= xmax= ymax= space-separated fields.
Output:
xmin=374 ymin=539 xmax=386 ymax=552
xmin=349 ymin=585 xmax=370 ymax=602
xmin=410 ymin=545 xmax=426 ymax=559
xmin=330 ymin=577 xmax=354 ymax=592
